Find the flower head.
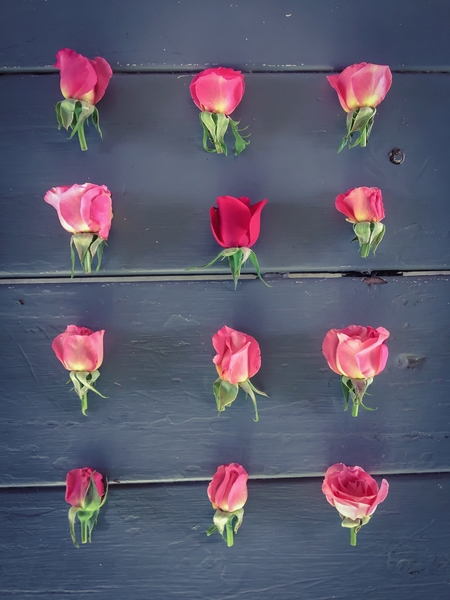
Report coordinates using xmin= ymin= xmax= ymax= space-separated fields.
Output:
xmin=207 ymin=463 xmax=248 ymax=512
xmin=52 ymin=325 xmax=104 ymax=372
xmin=327 ymin=63 xmax=392 ymax=113
xmin=190 ymin=68 xmax=245 ymax=115
xmin=213 ymin=325 xmax=261 ymax=384
xmin=55 ymin=49 xmax=112 ymax=105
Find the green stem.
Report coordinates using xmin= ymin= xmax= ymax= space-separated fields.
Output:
xmin=350 ymin=527 xmax=357 ymax=546
xmin=351 ymin=400 xmax=359 ymax=417
xmin=360 ymin=243 xmax=370 ymax=258
xmin=77 ymin=122 xmax=88 ymax=151
xmin=81 ymin=392 xmax=88 ymax=416
xmin=81 ymin=519 xmax=88 ymax=544
xmin=226 ymin=519 xmax=234 ymax=547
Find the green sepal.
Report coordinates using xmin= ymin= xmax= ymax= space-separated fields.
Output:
xmin=56 ymin=97 xmax=101 ymax=151
xmin=249 ymin=250 xmax=270 ymax=287
xmin=213 ymin=378 xmax=239 ymax=414
xmin=70 ymin=233 xmax=107 ymax=276
xmin=199 ymin=111 xmax=228 ymax=155
xmin=68 ymin=506 xmax=80 ymax=547
xmin=69 ymin=370 xmax=107 ymax=416
xmin=229 ymin=117 xmax=250 ymax=156
xmin=338 ymin=107 xmax=377 ymax=152
xmin=353 ymin=222 xmax=386 ymax=258
xmin=340 ymin=376 xmax=375 ymax=417
xmin=208 ymin=508 xmax=245 ymax=546
xmin=340 ymin=514 xmax=371 ymax=546
xmin=239 ymin=378 xmax=268 ymax=422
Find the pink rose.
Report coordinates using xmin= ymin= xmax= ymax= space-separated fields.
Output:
xmin=322 ymin=325 xmax=389 ymax=380
xmin=327 ymin=63 xmax=392 ymax=113
xmin=335 ymin=187 xmax=385 ymax=224
xmin=210 ymin=196 xmax=267 ymax=249
xmin=65 ymin=467 xmax=105 ymax=509
xmin=213 ymin=326 xmax=261 ymax=384
xmin=190 ymin=68 xmax=245 ymax=116
xmin=322 ymin=463 xmax=389 ymax=521
xmin=44 ymin=183 xmax=113 ymax=240
xmin=52 ymin=325 xmax=104 ymax=372
xmin=55 ymin=48 xmax=112 ymax=105
xmin=207 ymin=463 xmax=248 ymax=512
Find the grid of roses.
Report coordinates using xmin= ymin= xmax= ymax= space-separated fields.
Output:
xmin=52 ymin=50 xmax=393 ymax=548
xmin=67 ymin=462 xmax=389 ymax=548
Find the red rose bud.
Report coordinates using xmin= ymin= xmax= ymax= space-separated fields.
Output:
xmin=65 ymin=467 xmax=108 ymax=547
xmin=322 ymin=325 xmax=389 ymax=416
xmin=322 ymin=463 xmax=388 ymax=546
xmin=55 ymin=48 xmax=112 ymax=151
xmin=52 ymin=325 xmax=107 ymax=415
xmin=335 ymin=187 xmax=386 ymax=258
xmin=193 ymin=196 xmax=268 ymax=289
xmin=206 ymin=464 xmax=248 ymax=547
xmin=190 ymin=68 xmax=249 ymax=156
xmin=45 ymin=183 xmax=113 ymax=275
xmin=327 ymin=63 xmax=392 ymax=151
xmin=212 ymin=326 xmax=267 ymax=422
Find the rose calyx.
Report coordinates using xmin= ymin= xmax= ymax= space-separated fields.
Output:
xmin=199 ymin=111 xmax=250 ymax=156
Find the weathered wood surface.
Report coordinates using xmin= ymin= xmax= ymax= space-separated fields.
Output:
xmin=1 ymin=474 xmax=449 ymax=599
xmin=1 ymin=276 xmax=449 ymax=485
xmin=3 ymin=0 xmax=450 ymax=72
xmin=1 ymin=73 xmax=450 ymax=276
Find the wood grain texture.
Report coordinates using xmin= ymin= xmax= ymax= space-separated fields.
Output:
xmin=1 ymin=276 xmax=449 ymax=485
xmin=1 ymin=474 xmax=449 ymax=599
xmin=1 ymin=73 xmax=450 ymax=276
xmin=2 ymin=0 xmax=450 ymax=71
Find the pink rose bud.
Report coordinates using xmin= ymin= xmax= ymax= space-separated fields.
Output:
xmin=55 ymin=48 xmax=113 ymax=151
xmin=335 ymin=187 xmax=386 ymax=258
xmin=327 ymin=63 xmax=392 ymax=151
xmin=212 ymin=326 xmax=267 ymax=421
xmin=322 ymin=325 xmax=389 ymax=416
xmin=196 ymin=196 xmax=268 ymax=288
xmin=206 ymin=463 xmax=248 ymax=546
xmin=65 ymin=467 xmax=108 ymax=547
xmin=52 ymin=325 xmax=107 ymax=415
xmin=322 ymin=463 xmax=389 ymax=546
xmin=44 ymin=183 xmax=113 ymax=275
xmin=189 ymin=67 xmax=249 ymax=156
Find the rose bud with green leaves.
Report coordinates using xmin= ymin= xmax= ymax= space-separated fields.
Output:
xmin=322 ymin=463 xmax=388 ymax=546
xmin=193 ymin=195 xmax=268 ymax=289
xmin=335 ymin=186 xmax=386 ymax=258
xmin=212 ymin=325 xmax=267 ymax=421
xmin=65 ymin=467 xmax=108 ymax=547
xmin=206 ymin=463 xmax=248 ymax=547
xmin=327 ymin=62 xmax=392 ymax=151
xmin=322 ymin=325 xmax=389 ymax=416
xmin=44 ymin=183 xmax=113 ymax=276
xmin=52 ymin=325 xmax=107 ymax=415
xmin=190 ymin=67 xmax=249 ymax=156
xmin=55 ymin=48 xmax=112 ymax=151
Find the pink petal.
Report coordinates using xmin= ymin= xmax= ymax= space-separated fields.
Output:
xmin=227 ymin=342 xmax=251 ymax=384
xmin=215 ymin=196 xmax=251 ymax=247
xmin=89 ymin=56 xmax=113 ymax=104
xmin=351 ymin=64 xmax=392 ymax=108
xmin=322 ymin=329 xmax=341 ymax=375
xmin=247 ymin=199 xmax=267 ymax=247
xmin=55 ymin=49 xmax=97 ymax=100
xmin=227 ymin=472 xmax=249 ymax=511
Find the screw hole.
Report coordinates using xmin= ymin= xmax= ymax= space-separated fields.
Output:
xmin=389 ymin=148 xmax=405 ymax=164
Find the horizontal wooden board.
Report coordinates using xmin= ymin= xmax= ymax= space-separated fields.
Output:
xmin=1 ymin=474 xmax=449 ymax=599
xmin=1 ymin=276 xmax=449 ymax=485
xmin=3 ymin=0 xmax=450 ymax=71
xmin=1 ymin=73 xmax=450 ymax=276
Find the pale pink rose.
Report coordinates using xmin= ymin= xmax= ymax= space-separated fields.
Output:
xmin=207 ymin=463 xmax=248 ymax=512
xmin=52 ymin=325 xmax=104 ymax=372
xmin=213 ymin=326 xmax=261 ymax=384
xmin=322 ymin=463 xmax=389 ymax=520
xmin=322 ymin=325 xmax=389 ymax=380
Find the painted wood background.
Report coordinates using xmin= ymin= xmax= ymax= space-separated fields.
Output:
xmin=1 ymin=1 xmax=449 ymax=598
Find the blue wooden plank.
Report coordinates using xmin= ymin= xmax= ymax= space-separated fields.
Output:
xmin=1 ymin=276 xmax=449 ymax=485
xmin=0 ymin=474 xmax=449 ymax=599
xmin=1 ymin=73 xmax=450 ymax=276
xmin=2 ymin=0 xmax=450 ymax=71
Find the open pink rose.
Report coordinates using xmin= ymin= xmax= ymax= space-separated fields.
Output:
xmin=327 ymin=63 xmax=392 ymax=113
xmin=213 ymin=326 xmax=261 ymax=384
xmin=66 ymin=467 xmax=105 ymax=509
xmin=322 ymin=325 xmax=389 ymax=380
xmin=210 ymin=196 xmax=267 ymax=249
xmin=190 ymin=68 xmax=245 ymax=115
xmin=45 ymin=183 xmax=113 ymax=240
xmin=52 ymin=325 xmax=104 ymax=372
xmin=55 ymin=48 xmax=112 ymax=105
xmin=335 ymin=187 xmax=385 ymax=224
xmin=208 ymin=463 xmax=248 ymax=512
xmin=322 ymin=463 xmax=389 ymax=521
